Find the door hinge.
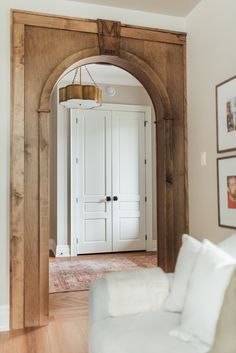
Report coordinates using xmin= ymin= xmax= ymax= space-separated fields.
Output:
xmin=76 ymin=238 xmax=79 ymax=244
xmin=145 ymin=196 xmax=147 ymax=202
xmin=76 ymin=117 xmax=78 ymax=124
xmin=144 ymin=159 xmax=147 ymax=164
xmin=144 ymin=120 xmax=148 ymax=127
xmin=145 ymin=235 xmax=147 ymax=240
xmin=76 ymin=157 xmax=79 ymax=164
xmin=76 ymin=197 xmax=79 ymax=203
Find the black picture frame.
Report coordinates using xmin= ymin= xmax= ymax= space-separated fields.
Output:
xmin=216 ymin=75 xmax=236 ymax=152
xmin=217 ymin=156 xmax=236 ymax=228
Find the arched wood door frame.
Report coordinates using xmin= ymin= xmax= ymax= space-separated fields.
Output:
xmin=11 ymin=10 xmax=188 ymax=329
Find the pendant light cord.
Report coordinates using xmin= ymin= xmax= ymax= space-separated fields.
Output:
xmin=59 ymin=65 xmax=99 ymax=88
xmin=72 ymin=67 xmax=79 ymax=84
xmin=85 ymin=66 xmax=99 ymax=88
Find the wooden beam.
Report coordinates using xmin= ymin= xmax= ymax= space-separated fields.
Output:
xmin=183 ymin=42 xmax=189 ymax=236
xmin=12 ymin=10 xmax=98 ymax=33
xmin=39 ymin=112 xmax=49 ymax=325
xmin=12 ymin=10 xmax=186 ymax=45
xmin=121 ymin=26 xmax=186 ymax=45
xmin=10 ymin=22 xmax=25 ymax=330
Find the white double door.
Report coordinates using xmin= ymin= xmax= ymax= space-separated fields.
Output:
xmin=72 ymin=107 xmax=147 ymax=254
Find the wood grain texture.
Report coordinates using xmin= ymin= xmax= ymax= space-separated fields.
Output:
xmin=12 ymin=10 xmax=98 ymax=34
xmin=39 ymin=111 xmax=50 ymax=325
xmin=11 ymin=11 xmax=187 ymax=328
xmin=167 ymin=44 xmax=187 ymax=258
xmin=12 ymin=10 xmax=186 ymax=45
xmin=10 ymin=23 xmax=25 ymax=330
xmin=24 ymin=27 xmax=40 ymax=327
xmin=183 ymin=43 xmax=189 ymax=236
xmin=98 ymin=19 xmax=121 ymax=55
xmin=121 ymin=26 xmax=186 ymax=45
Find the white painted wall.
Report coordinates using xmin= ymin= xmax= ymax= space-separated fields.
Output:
xmin=50 ymin=85 xmax=70 ymax=257
xmin=57 ymin=91 xmax=70 ymax=249
xmin=187 ymin=0 xmax=236 ymax=242
xmin=49 ymin=89 xmax=58 ymax=253
xmin=0 ymin=0 xmax=185 ymax=313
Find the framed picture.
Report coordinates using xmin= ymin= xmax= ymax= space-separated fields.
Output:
xmin=216 ymin=75 xmax=236 ymax=152
xmin=217 ymin=156 xmax=236 ymax=228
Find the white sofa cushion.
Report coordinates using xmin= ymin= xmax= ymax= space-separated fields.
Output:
xmin=164 ymin=234 xmax=201 ymax=312
xmin=218 ymin=233 xmax=236 ymax=259
xmin=170 ymin=239 xmax=236 ymax=346
xmin=90 ymin=310 xmax=209 ymax=353
xmin=207 ymin=269 xmax=236 ymax=353
xmin=106 ymin=267 xmax=169 ymax=317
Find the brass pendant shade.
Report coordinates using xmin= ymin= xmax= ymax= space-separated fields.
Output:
xmin=59 ymin=84 xmax=102 ymax=109
xmin=59 ymin=66 xmax=102 ymax=109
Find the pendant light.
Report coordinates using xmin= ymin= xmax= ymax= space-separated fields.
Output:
xmin=59 ymin=66 xmax=102 ymax=109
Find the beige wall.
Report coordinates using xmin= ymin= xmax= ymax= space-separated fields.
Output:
xmin=187 ymin=0 xmax=236 ymax=243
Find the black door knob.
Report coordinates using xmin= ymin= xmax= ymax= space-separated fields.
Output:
xmin=113 ymin=196 xmax=118 ymax=201
xmin=106 ymin=196 xmax=111 ymax=201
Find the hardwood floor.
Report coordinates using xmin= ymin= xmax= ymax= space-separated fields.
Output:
xmin=1 ymin=251 xmax=157 ymax=352
xmin=0 ymin=291 xmax=89 ymax=353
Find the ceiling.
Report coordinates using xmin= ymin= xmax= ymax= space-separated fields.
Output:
xmin=60 ymin=64 xmax=142 ymax=86
xmin=67 ymin=0 xmax=202 ymax=17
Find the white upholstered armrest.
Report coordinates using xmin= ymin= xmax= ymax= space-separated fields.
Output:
xmin=105 ymin=267 xmax=169 ymax=317
xmin=89 ymin=267 xmax=171 ymax=327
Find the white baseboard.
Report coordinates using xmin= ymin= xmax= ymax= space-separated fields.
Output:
xmin=49 ymin=238 xmax=57 ymax=256
xmin=56 ymin=245 xmax=70 ymax=257
xmin=146 ymin=239 xmax=157 ymax=252
xmin=152 ymin=240 xmax=157 ymax=251
xmin=0 ymin=305 xmax=9 ymax=332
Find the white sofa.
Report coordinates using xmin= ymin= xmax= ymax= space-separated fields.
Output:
xmin=89 ymin=235 xmax=236 ymax=353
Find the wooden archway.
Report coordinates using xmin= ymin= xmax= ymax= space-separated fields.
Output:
xmin=11 ymin=10 xmax=188 ymax=329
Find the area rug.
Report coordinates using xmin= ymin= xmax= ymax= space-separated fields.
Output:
xmin=49 ymin=255 xmax=157 ymax=293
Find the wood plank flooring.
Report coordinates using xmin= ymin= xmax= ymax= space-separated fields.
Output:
xmin=0 ymin=291 xmax=89 ymax=353
xmin=1 ymin=251 xmax=157 ymax=353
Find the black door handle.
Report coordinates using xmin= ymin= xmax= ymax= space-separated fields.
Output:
xmin=113 ymin=196 xmax=118 ymax=201
xmin=106 ymin=196 xmax=111 ymax=201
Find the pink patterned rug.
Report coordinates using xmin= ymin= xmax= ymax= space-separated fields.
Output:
xmin=49 ymin=255 xmax=157 ymax=293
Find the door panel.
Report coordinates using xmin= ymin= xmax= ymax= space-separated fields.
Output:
xmin=84 ymin=219 xmax=107 ymax=242
xmin=77 ymin=110 xmax=112 ymax=254
xmin=112 ymin=111 xmax=146 ymax=251
xmin=119 ymin=218 xmax=140 ymax=240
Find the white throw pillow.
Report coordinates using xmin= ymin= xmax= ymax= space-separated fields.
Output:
xmin=170 ymin=239 xmax=236 ymax=346
xmin=164 ymin=234 xmax=201 ymax=312
xmin=218 ymin=233 xmax=236 ymax=259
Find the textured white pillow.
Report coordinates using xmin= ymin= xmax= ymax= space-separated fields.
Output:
xmin=170 ymin=239 xmax=236 ymax=346
xmin=164 ymin=234 xmax=201 ymax=312
xmin=106 ymin=268 xmax=169 ymax=317
xmin=218 ymin=233 xmax=236 ymax=259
